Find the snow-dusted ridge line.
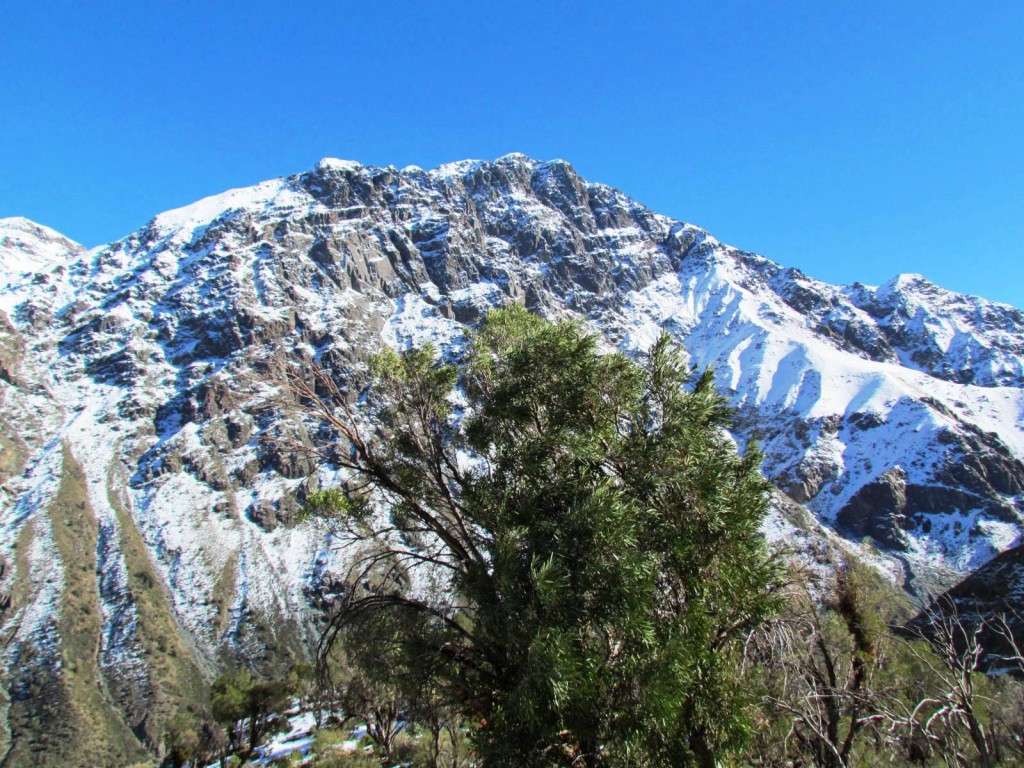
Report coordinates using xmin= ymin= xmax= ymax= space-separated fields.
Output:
xmin=0 ymin=215 xmax=85 ymax=298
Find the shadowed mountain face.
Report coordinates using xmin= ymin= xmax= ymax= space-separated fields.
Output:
xmin=1 ymin=154 xmax=1022 ymax=762
xmin=908 ymin=544 xmax=1024 ymax=670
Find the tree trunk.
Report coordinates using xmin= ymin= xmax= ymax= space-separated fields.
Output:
xmin=963 ymin=713 xmax=994 ymax=768
xmin=431 ymin=723 xmax=441 ymax=768
xmin=445 ymin=720 xmax=460 ymax=768
xmin=689 ymin=727 xmax=718 ymax=768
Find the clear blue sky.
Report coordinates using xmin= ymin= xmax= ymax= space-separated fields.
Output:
xmin=3 ymin=1 xmax=1023 ymax=308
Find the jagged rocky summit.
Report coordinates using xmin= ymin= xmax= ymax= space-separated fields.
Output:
xmin=0 ymin=153 xmax=1023 ymax=764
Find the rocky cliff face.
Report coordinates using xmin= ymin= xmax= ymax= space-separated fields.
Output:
xmin=1 ymin=154 xmax=1022 ymax=763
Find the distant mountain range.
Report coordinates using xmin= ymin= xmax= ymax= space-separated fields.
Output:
xmin=1 ymin=154 xmax=1022 ymax=764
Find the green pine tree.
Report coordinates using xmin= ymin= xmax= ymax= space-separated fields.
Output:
xmin=299 ymin=306 xmax=783 ymax=768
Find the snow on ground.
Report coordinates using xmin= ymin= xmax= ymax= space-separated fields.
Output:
xmin=196 ymin=710 xmax=318 ymax=767
xmin=201 ymin=710 xmax=388 ymax=767
xmin=0 ymin=468 xmax=65 ymax=663
xmin=387 ymin=292 xmax=465 ymax=352
xmin=0 ymin=371 xmax=69 ymax=665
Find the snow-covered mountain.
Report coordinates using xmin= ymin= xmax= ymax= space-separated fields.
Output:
xmin=1 ymin=154 xmax=1022 ymax=764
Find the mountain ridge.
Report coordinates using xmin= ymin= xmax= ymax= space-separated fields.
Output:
xmin=0 ymin=154 xmax=1022 ymax=764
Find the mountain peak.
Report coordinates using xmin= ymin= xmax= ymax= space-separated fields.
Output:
xmin=314 ymin=157 xmax=363 ymax=174
xmin=0 ymin=216 xmax=83 ymax=284
xmin=0 ymin=215 xmax=79 ymax=244
xmin=495 ymin=152 xmax=539 ymax=165
xmin=884 ymin=273 xmax=937 ymax=293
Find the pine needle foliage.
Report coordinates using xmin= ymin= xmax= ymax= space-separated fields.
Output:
xmin=298 ymin=306 xmax=783 ymax=768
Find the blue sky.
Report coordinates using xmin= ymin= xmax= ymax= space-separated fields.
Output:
xmin=2 ymin=1 xmax=1023 ymax=307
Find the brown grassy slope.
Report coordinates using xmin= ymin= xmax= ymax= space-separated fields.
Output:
xmin=2 ymin=445 xmax=151 ymax=768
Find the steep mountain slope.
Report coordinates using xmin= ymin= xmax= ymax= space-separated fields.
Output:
xmin=923 ymin=543 xmax=1024 ymax=663
xmin=0 ymin=155 xmax=1022 ymax=762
